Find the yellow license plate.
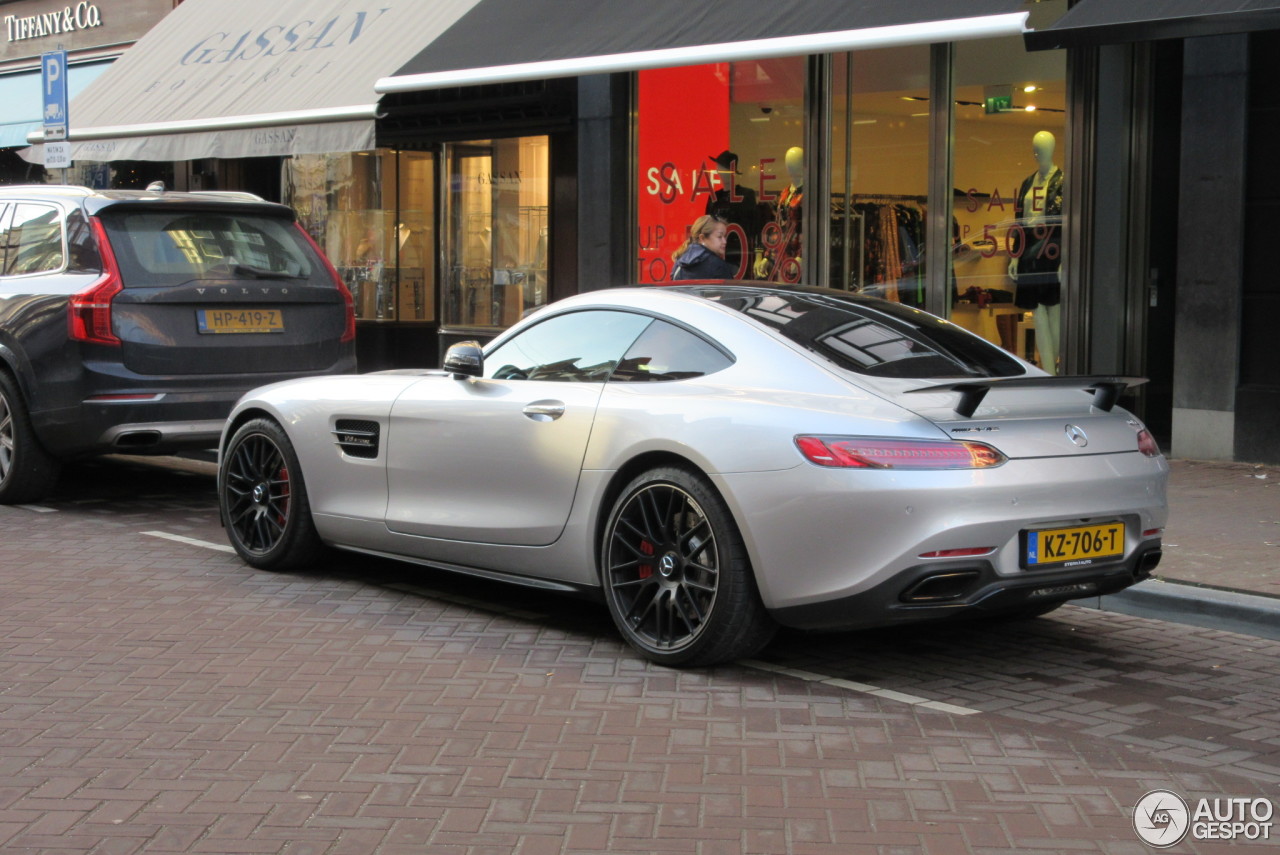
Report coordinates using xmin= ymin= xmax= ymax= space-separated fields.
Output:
xmin=197 ymin=308 xmax=284 ymax=334
xmin=1025 ymin=522 xmax=1125 ymax=568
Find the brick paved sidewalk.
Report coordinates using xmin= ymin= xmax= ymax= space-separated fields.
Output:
xmin=1 ymin=504 xmax=1277 ymax=853
xmin=1158 ymin=459 xmax=1280 ymax=598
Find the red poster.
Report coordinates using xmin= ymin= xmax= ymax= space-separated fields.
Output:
xmin=636 ymin=65 xmax=730 ymax=283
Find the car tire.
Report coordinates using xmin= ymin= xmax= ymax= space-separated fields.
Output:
xmin=220 ymin=417 xmax=325 ymax=571
xmin=601 ymin=466 xmax=776 ymax=667
xmin=0 ymin=371 xmax=60 ymax=504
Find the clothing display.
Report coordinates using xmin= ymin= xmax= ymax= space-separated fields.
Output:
xmin=758 ymin=184 xmax=803 ymax=282
xmin=832 ymin=194 xmax=926 ymax=308
xmin=1011 ymin=166 xmax=1063 ymax=309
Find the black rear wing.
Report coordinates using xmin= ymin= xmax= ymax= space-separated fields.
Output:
xmin=906 ymin=376 xmax=1148 ymax=419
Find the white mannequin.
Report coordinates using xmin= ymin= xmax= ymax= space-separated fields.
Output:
xmin=784 ymin=145 xmax=804 ymax=190
xmin=755 ymin=146 xmax=805 ymax=278
xmin=1008 ymin=130 xmax=1062 ymax=374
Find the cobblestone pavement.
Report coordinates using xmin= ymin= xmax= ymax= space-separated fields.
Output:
xmin=0 ymin=457 xmax=1276 ymax=853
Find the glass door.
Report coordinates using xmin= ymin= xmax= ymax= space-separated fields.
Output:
xmin=443 ymin=136 xmax=549 ymax=330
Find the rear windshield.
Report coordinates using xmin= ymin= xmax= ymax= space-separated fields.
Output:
xmin=99 ymin=209 xmax=318 ymax=287
xmin=674 ymin=285 xmax=1026 ymax=379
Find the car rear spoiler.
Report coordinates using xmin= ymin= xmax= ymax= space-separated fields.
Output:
xmin=906 ymin=376 xmax=1148 ymax=419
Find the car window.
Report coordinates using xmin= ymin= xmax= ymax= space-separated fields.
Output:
xmin=611 ymin=319 xmax=733 ymax=382
xmin=99 ymin=210 xmax=316 ymax=287
xmin=4 ymin=204 xmax=64 ymax=276
xmin=678 ymin=285 xmax=1025 ymax=379
xmin=65 ymin=209 xmax=102 ymax=274
xmin=485 ymin=310 xmax=653 ymax=382
xmin=0 ymin=204 xmax=10 ymax=273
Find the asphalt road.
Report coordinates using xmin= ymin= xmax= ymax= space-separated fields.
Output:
xmin=0 ymin=455 xmax=1275 ymax=853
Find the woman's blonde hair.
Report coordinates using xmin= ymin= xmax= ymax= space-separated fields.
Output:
xmin=673 ymin=214 xmax=726 ymax=263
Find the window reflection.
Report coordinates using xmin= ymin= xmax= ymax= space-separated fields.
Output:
xmin=951 ymin=5 xmax=1068 ymax=374
xmin=636 ymin=59 xmax=806 ymax=284
xmin=485 ymin=310 xmax=651 ymax=382
xmin=445 ymin=136 xmax=549 ymax=329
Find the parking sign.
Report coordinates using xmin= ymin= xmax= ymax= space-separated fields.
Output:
xmin=42 ymin=50 xmax=68 ymax=142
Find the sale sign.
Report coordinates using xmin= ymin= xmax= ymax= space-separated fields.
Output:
xmin=635 ymin=65 xmax=730 ymax=282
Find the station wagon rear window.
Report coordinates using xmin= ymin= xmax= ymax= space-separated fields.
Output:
xmin=677 ymin=285 xmax=1026 ymax=379
xmin=99 ymin=211 xmax=319 ymax=287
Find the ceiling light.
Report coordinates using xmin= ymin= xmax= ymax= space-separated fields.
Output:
xmin=1023 ymin=84 xmax=1038 ymax=93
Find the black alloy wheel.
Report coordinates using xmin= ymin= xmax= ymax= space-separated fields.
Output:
xmin=220 ymin=418 xmax=323 ymax=571
xmin=0 ymin=372 xmax=60 ymax=504
xmin=602 ymin=466 xmax=775 ymax=667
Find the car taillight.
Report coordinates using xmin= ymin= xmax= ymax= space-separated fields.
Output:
xmin=68 ymin=217 xmax=123 ymax=346
xmin=295 ymin=223 xmax=356 ymax=343
xmin=1137 ymin=429 xmax=1160 ymax=458
xmin=795 ymin=436 xmax=1007 ymax=470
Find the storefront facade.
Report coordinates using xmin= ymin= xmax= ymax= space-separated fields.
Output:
xmin=630 ymin=12 xmax=1072 ymax=376
xmin=14 ymin=0 xmax=1280 ymax=463
xmin=369 ymin=0 xmax=1280 ymax=464
xmin=0 ymin=0 xmax=177 ymax=186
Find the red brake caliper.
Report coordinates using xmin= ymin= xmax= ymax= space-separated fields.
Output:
xmin=638 ymin=539 xmax=654 ymax=579
xmin=276 ymin=466 xmax=290 ymax=525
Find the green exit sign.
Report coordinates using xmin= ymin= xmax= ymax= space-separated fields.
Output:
xmin=985 ymin=95 xmax=1013 ymax=114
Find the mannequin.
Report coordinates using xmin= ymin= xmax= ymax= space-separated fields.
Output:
xmin=755 ymin=145 xmax=804 ymax=280
xmin=1008 ymin=130 xmax=1063 ymax=374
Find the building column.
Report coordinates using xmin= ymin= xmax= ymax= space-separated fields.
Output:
xmin=1171 ymin=34 xmax=1248 ymax=461
xmin=576 ymin=73 xmax=633 ymax=291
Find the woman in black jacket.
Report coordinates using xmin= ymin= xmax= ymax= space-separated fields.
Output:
xmin=671 ymin=215 xmax=737 ymax=280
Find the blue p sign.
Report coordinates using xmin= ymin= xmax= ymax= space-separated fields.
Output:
xmin=42 ymin=50 xmax=68 ymax=140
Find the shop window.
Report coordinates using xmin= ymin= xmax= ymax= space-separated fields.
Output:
xmin=951 ymin=2 xmax=1068 ymax=373
xmin=443 ymin=136 xmax=549 ymax=330
xmin=59 ymin=161 xmax=174 ymax=191
xmin=284 ymin=151 xmax=437 ymax=325
xmin=636 ymin=59 xmax=807 ymax=284
xmin=397 ymin=151 xmax=436 ymax=322
xmin=285 ymin=151 xmax=397 ymax=321
xmin=829 ymin=45 xmax=931 ymax=307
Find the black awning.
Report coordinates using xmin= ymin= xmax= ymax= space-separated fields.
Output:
xmin=1026 ymin=0 xmax=1280 ymax=51
xmin=376 ymin=0 xmax=1027 ymax=94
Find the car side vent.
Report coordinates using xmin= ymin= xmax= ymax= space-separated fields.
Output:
xmin=333 ymin=419 xmax=380 ymax=459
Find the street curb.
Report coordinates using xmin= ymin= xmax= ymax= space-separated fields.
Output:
xmin=1080 ymin=578 xmax=1280 ymax=641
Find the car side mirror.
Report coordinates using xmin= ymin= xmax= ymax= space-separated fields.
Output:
xmin=443 ymin=341 xmax=484 ymax=379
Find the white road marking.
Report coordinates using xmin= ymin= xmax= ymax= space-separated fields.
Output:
xmin=16 ymin=504 xmax=56 ymax=513
xmin=739 ymin=658 xmax=981 ymax=716
xmin=141 ymin=530 xmax=235 ymax=554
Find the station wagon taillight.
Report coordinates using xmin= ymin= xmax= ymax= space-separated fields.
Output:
xmin=68 ymin=217 xmax=123 ymax=346
xmin=295 ymin=223 xmax=356 ymax=343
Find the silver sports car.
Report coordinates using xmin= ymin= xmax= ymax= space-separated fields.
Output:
xmin=217 ymin=284 xmax=1167 ymax=667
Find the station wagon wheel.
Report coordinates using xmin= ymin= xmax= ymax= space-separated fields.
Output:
xmin=0 ymin=372 xmax=60 ymax=505
xmin=602 ymin=466 xmax=775 ymax=668
xmin=220 ymin=417 xmax=324 ymax=571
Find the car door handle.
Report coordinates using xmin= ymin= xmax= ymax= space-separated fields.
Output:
xmin=522 ymin=400 xmax=565 ymax=422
